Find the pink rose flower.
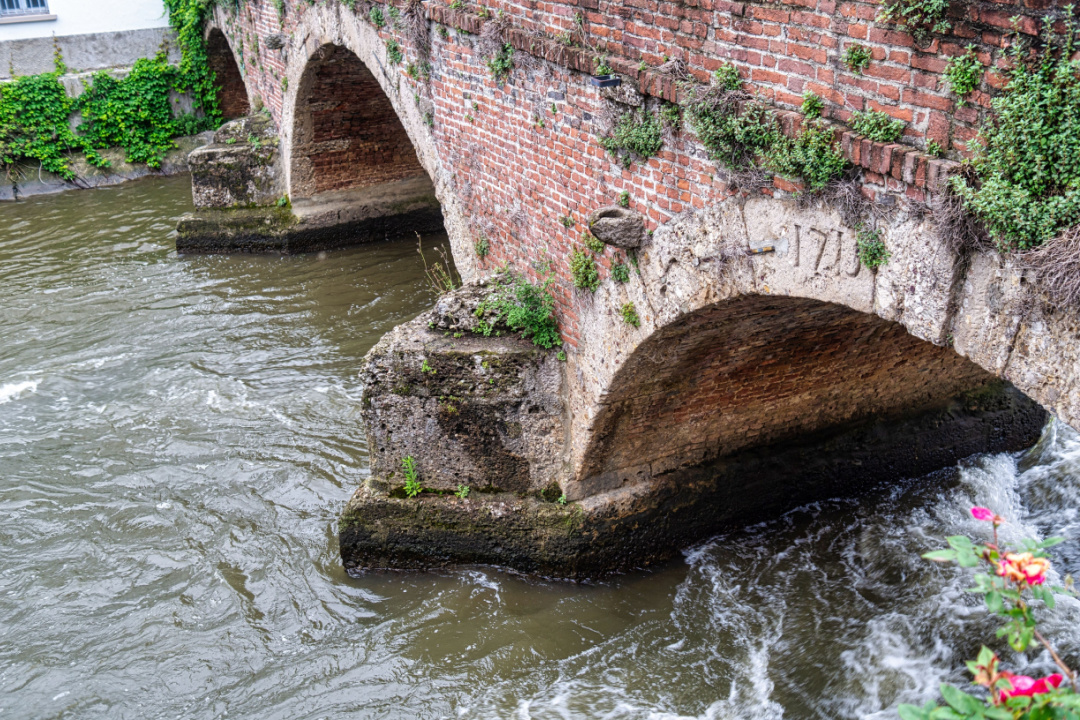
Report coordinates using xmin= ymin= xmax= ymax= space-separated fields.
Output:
xmin=971 ymin=507 xmax=995 ymax=521
xmin=999 ymin=673 xmax=1064 ymax=701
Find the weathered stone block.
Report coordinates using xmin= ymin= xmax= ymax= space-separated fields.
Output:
xmin=360 ymin=284 xmax=566 ymax=495
xmin=187 ymin=115 xmax=283 ymax=209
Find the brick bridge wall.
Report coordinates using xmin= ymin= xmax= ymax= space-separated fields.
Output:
xmin=202 ymin=0 xmax=1080 ymax=451
xmin=207 ymin=28 xmax=250 ymax=120
xmin=206 ymin=0 xmax=1066 ymax=342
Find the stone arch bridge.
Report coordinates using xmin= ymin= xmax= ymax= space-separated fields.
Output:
xmin=178 ymin=0 xmax=1080 ymax=577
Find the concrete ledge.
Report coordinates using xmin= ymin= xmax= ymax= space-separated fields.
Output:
xmin=0 ymin=14 xmax=57 ymax=25
xmin=0 ymin=131 xmax=213 ymax=202
xmin=177 ymin=175 xmax=446 ymax=254
xmin=0 ymin=27 xmax=179 ymax=79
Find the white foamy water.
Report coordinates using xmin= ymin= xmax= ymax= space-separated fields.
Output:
xmin=0 ymin=379 xmax=38 ymax=404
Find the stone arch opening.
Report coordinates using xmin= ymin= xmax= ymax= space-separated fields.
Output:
xmin=574 ymin=294 xmax=1045 ymax=525
xmin=291 ymin=44 xmax=429 ymax=198
xmin=206 ymin=28 xmax=249 ymax=120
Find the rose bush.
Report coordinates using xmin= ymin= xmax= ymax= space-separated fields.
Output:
xmin=898 ymin=508 xmax=1078 ymax=720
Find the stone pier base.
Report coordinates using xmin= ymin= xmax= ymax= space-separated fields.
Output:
xmin=340 ymin=281 xmax=1047 ymax=579
xmin=176 ymin=114 xmax=444 ymax=254
xmin=176 ymin=177 xmax=444 ymax=254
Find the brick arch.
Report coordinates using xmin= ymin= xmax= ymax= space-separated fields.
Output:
xmin=205 ymin=28 xmax=249 ymax=121
xmin=289 ymin=43 xmax=428 ymax=199
xmin=571 ymin=292 xmax=1042 ymax=504
xmin=561 ymin=194 xmax=1080 ymax=499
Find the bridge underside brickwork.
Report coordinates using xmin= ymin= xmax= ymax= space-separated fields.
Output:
xmin=183 ymin=1 xmax=1080 ymax=577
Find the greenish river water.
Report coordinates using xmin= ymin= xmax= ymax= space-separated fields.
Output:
xmin=1 ymin=176 xmax=1078 ymax=719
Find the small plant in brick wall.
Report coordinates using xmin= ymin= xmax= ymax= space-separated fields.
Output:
xmin=600 ymin=109 xmax=664 ymax=168
xmin=877 ymin=0 xmax=950 ymax=44
xmin=842 ymin=44 xmax=872 ymax=74
xmin=385 ymin=39 xmax=404 ymax=65
xmin=570 ymin=247 xmax=601 ymax=292
xmin=849 ymin=109 xmax=905 ymax=143
xmin=944 ymin=47 xmax=983 ymax=106
xmin=474 ymin=236 xmax=490 ymax=259
xmin=487 ymin=43 xmax=514 ymax=84
xmin=800 ymin=91 xmax=824 ymax=119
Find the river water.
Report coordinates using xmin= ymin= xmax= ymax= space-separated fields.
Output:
xmin=1 ymin=176 xmax=1078 ymax=720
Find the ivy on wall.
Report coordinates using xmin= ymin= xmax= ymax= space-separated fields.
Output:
xmin=0 ymin=53 xmax=106 ymax=179
xmin=79 ymin=53 xmax=208 ymax=168
xmin=951 ymin=19 xmax=1080 ymax=251
xmin=0 ymin=0 xmax=224 ymax=182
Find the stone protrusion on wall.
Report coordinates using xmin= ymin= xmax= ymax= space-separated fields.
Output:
xmin=587 ymin=206 xmax=646 ymax=249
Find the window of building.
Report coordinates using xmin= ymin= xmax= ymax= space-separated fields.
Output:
xmin=0 ymin=0 xmax=52 ymax=18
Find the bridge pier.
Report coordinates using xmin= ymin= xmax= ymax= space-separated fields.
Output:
xmin=340 ymin=270 xmax=1046 ymax=579
xmin=177 ymin=39 xmax=446 ymax=254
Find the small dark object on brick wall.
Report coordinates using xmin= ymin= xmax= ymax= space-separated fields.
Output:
xmin=590 ymin=75 xmax=621 ymax=88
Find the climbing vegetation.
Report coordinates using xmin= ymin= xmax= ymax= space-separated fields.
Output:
xmin=78 ymin=52 xmax=206 ymax=168
xmin=1 ymin=0 xmax=222 ymax=181
xmin=943 ymin=47 xmax=983 ymax=105
xmin=620 ymin=302 xmax=640 ymax=327
xmin=0 ymin=54 xmax=105 ymax=179
xmin=766 ymin=122 xmax=848 ymax=192
xmin=856 ymin=226 xmax=890 ymax=269
xmin=950 ymin=17 xmax=1080 ymax=251
xmin=713 ymin=63 xmax=741 ymax=91
xmin=386 ymin=38 xmax=404 ymax=64
xmin=569 ymin=247 xmax=601 ymax=292
xmin=599 ymin=109 xmax=664 ymax=167
xmin=849 ymin=109 xmax=906 ymax=142
xmin=800 ymin=91 xmax=824 ymax=119
xmin=476 ymin=272 xmax=562 ymax=349
xmin=876 ymin=0 xmax=950 ymax=43
xmin=486 ymin=43 xmax=514 ymax=84
xmin=659 ymin=100 xmax=682 ymax=132
xmin=582 ymin=232 xmax=606 ymax=254
xmin=686 ymin=88 xmax=849 ymax=191
xmin=162 ymin=0 xmax=223 ymax=124
xmin=686 ymin=93 xmax=778 ymax=171
xmin=842 ymin=44 xmax=872 ymax=74
xmin=474 ymin=236 xmax=490 ymax=259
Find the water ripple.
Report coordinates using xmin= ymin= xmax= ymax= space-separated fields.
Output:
xmin=1 ymin=177 xmax=1077 ymax=720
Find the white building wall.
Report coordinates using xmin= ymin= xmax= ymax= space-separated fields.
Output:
xmin=0 ymin=0 xmax=169 ymax=41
